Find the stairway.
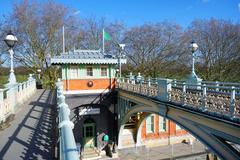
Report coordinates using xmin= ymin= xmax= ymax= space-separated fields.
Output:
xmin=82 ymin=147 xmax=100 ymax=160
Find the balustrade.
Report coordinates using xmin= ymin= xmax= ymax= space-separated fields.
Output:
xmin=56 ymin=79 xmax=79 ymax=160
xmin=0 ymin=74 xmax=36 ymax=124
xmin=117 ymin=76 xmax=240 ymax=121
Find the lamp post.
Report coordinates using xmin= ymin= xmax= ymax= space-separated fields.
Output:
xmin=118 ymin=44 xmax=125 ymax=79
xmin=4 ymin=30 xmax=18 ymax=85
xmin=37 ymin=69 xmax=41 ymax=80
xmin=186 ymin=40 xmax=202 ymax=85
xmin=190 ymin=40 xmax=198 ymax=76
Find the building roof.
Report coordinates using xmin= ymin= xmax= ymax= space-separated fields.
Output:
xmin=51 ymin=50 xmax=127 ymax=65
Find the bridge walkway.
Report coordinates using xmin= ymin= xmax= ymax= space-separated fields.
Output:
xmin=0 ymin=89 xmax=57 ymax=160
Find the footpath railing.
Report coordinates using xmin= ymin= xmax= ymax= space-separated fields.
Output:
xmin=117 ymin=77 xmax=240 ymax=121
xmin=0 ymin=74 xmax=36 ymax=124
xmin=56 ymin=79 xmax=79 ymax=160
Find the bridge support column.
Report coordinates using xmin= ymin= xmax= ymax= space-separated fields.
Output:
xmin=117 ymin=125 xmax=124 ymax=149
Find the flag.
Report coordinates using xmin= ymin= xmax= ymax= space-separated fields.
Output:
xmin=103 ymin=30 xmax=111 ymax=40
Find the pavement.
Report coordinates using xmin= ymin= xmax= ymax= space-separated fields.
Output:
xmin=100 ymin=141 xmax=208 ymax=160
xmin=0 ymin=89 xmax=56 ymax=160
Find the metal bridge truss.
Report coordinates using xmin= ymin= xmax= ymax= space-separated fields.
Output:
xmin=116 ymin=78 xmax=240 ymax=160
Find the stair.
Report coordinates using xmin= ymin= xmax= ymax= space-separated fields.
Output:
xmin=82 ymin=147 xmax=100 ymax=160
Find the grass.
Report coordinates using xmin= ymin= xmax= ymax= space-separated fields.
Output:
xmin=0 ymin=75 xmax=29 ymax=88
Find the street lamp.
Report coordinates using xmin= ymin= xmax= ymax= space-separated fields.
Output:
xmin=186 ymin=40 xmax=202 ymax=85
xmin=4 ymin=30 xmax=18 ymax=85
xmin=189 ymin=40 xmax=198 ymax=76
xmin=118 ymin=44 xmax=125 ymax=79
xmin=37 ymin=69 xmax=41 ymax=80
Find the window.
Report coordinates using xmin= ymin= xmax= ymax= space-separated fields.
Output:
xmin=70 ymin=65 xmax=79 ymax=79
xmin=85 ymin=126 xmax=94 ymax=137
xmin=101 ymin=65 xmax=108 ymax=77
xmin=86 ymin=65 xmax=93 ymax=76
xmin=159 ymin=116 xmax=166 ymax=131
xmin=176 ymin=124 xmax=182 ymax=130
xmin=146 ymin=115 xmax=154 ymax=133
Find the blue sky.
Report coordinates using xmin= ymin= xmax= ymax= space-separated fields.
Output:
xmin=0 ymin=0 xmax=240 ymax=27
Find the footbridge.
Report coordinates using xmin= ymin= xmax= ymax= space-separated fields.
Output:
xmin=116 ymin=78 xmax=240 ymax=160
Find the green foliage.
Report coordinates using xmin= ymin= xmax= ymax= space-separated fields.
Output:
xmin=0 ymin=75 xmax=28 ymax=88
xmin=41 ymin=66 xmax=60 ymax=89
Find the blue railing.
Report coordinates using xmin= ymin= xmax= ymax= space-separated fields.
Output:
xmin=56 ymin=79 xmax=79 ymax=160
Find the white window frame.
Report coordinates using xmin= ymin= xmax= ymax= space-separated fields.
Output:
xmin=70 ymin=65 xmax=79 ymax=79
xmin=146 ymin=115 xmax=155 ymax=133
xmin=159 ymin=116 xmax=167 ymax=132
xmin=86 ymin=65 xmax=93 ymax=77
xmin=100 ymin=65 xmax=108 ymax=77
xmin=176 ymin=124 xmax=182 ymax=130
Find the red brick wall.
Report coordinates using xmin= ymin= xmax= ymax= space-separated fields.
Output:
xmin=63 ymin=78 xmax=116 ymax=91
xmin=141 ymin=116 xmax=188 ymax=140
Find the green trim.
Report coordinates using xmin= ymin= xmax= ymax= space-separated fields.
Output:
xmin=108 ymin=64 xmax=111 ymax=78
xmin=62 ymin=64 xmax=68 ymax=80
xmin=83 ymin=123 xmax=96 ymax=148
xmin=79 ymin=64 xmax=85 ymax=78
xmin=61 ymin=64 xmax=116 ymax=80
xmin=95 ymin=64 xmax=100 ymax=78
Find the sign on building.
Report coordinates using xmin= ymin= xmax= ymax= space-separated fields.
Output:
xmin=79 ymin=107 xmax=100 ymax=115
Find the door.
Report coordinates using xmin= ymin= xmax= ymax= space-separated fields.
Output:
xmin=83 ymin=123 xmax=95 ymax=148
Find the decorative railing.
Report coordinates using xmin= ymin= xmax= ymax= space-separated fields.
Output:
xmin=0 ymin=74 xmax=36 ymax=123
xmin=117 ymin=78 xmax=240 ymax=121
xmin=56 ymin=79 xmax=79 ymax=160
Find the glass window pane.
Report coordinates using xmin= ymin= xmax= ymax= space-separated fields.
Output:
xmin=101 ymin=67 xmax=107 ymax=77
xmin=70 ymin=65 xmax=79 ymax=79
xmin=146 ymin=115 xmax=154 ymax=133
xmin=86 ymin=66 xmax=93 ymax=76
xmin=176 ymin=124 xmax=182 ymax=130
xmin=159 ymin=116 xmax=166 ymax=131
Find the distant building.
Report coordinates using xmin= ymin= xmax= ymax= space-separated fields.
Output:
xmin=51 ymin=50 xmax=126 ymax=153
xmin=141 ymin=114 xmax=191 ymax=147
xmin=51 ymin=50 xmax=191 ymax=152
xmin=120 ymin=112 xmax=192 ymax=148
xmin=51 ymin=49 xmax=126 ymax=94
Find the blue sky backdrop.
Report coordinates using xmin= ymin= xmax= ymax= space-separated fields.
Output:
xmin=0 ymin=0 xmax=239 ymax=27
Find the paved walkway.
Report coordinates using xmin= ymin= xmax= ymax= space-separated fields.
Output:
xmin=117 ymin=141 xmax=207 ymax=160
xmin=0 ymin=89 xmax=56 ymax=160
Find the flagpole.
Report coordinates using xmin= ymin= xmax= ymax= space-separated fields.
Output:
xmin=103 ymin=28 xmax=105 ymax=53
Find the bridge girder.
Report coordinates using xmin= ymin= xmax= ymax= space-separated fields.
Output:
xmin=117 ymin=90 xmax=240 ymax=160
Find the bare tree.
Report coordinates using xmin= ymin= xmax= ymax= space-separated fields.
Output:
xmin=2 ymin=0 xmax=71 ymax=88
xmin=187 ymin=19 xmax=240 ymax=81
xmin=123 ymin=22 xmax=183 ymax=78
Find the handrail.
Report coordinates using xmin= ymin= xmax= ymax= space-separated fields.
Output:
xmin=117 ymin=77 xmax=240 ymax=121
xmin=56 ymin=79 xmax=79 ymax=160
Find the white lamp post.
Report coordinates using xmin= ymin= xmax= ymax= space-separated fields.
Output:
xmin=119 ymin=44 xmax=125 ymax=78
xmin=37 ymin=69 xmax=41 ymax=80
xmin=4 ymin=30 xmax=18 ymax=85
xmin=190 ymin=40 xmax=198 ymax=76
xmin=186 ymin=40 xmax=202 ymax=85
